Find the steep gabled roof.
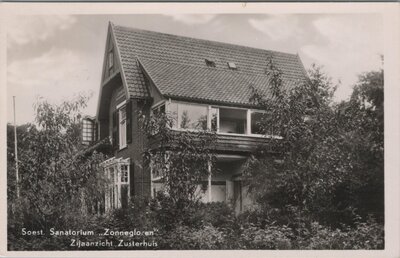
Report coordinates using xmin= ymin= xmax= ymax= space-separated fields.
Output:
xmin=111 ymin=23 xmax=307 ymax=104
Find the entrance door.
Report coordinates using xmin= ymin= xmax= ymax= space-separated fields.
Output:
xmin=121 ymin=185 xmax=129 ymax=209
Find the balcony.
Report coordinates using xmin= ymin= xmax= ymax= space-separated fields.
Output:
xmin=148 ymin=130 xmax=279 ymax=155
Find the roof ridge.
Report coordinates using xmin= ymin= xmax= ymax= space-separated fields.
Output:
xmin=112 ymin=23 xmax=298 ymax=57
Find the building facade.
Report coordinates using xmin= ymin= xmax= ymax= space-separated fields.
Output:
xmin=85 ymin=22 xmax=307 ymax=213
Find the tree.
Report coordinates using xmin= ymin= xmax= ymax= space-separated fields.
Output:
xmin=243 ymin=61 xmax=384 ymax=228
xmin=140 ymin=110 xmax=217 ymax=208
xmin=8 ymin=94 xmax=108 ymax=231
xmin=336 ymin=69 xmax=384 ymax=221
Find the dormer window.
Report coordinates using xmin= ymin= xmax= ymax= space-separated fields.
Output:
xmin=227 ymin=62 xmax=237 ymax=70
xmin=205 ymin=59 xmax=216 ymax=68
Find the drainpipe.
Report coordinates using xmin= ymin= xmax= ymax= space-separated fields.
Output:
xmin=208 ymin=161 xmax=212 ymax=202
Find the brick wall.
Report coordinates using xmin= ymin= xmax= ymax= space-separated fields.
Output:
xmin=114 ymin=99 xmax=151 ymax=198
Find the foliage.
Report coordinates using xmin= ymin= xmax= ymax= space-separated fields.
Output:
xmin=8 ymin=192 xmax=384 ymax=250
xmin=8 ymin=63 xmax=384 ymax=250
xmin=242 ymin=61 xmax=384 ymax=229
xmin=8 ymin=94 xmax=109 ymax=250
xmin=305 ymin=217 xmax=384 ymax=249
xmin=336 ymin=69 xmax=384 ymax=220
xmin=139 ymin=109 xmax=217 ymax=208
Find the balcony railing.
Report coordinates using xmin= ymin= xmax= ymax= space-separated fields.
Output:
xmin=148 ymin=130 xmax=279 ymax=154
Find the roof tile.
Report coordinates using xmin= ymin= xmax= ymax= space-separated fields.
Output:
xmin=112 ymin=24 xmax=307 ymax=102
xmin=139 ymin=58 xmax=303 ymax=106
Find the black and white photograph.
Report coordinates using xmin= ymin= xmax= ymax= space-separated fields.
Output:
xmin=1 ymin=3 xmax=399 ymax=256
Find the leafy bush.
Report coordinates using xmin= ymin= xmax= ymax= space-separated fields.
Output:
xmin=159 ymin=225 xmax=226 ymax=249
xmin=8 ymin=191 xmax=384 ymax=250
xmin=197 ymin=202 xmax=237 ymax=229
xmin=305 ymin=218 xmax=384 ymax=249
xmin=240 ymin=225 xmax=292 ymax=249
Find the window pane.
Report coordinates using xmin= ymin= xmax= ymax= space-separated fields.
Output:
xmin=251 ymin=112 xmax=264 ymax=135
xmin=152 ymin=104 xmax=165 ymax=116
xmin=177 ymin=104 xmax=208 ymax=130
xmin=251 ymin=112 xmax=274 ymax=135
xmin=210 ymin=108 xmax=218 ymax=131
xmin=167 ymin=102 xmax=178 ymax=128
xmin=219 ymin=108 xmax=247 ymax=134
xmin=121 ymin=165 xmax=129 ymax=183
xmin=82 ymin=118 xmax=94 ymax=143
xmin=109 ymin=167 xmax=114 ymax=183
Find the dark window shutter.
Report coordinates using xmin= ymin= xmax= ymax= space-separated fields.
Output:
xmin=126 ymin=100 xmax=132 ymax=144
xmin=112 ymin=110 xmax=119 ymax=149
xmin=94 ymin=121 xmax=98 ymax=141
xmin=129 ymin=163 xmax=134 ymax=198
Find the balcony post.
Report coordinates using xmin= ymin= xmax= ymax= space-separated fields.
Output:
xmin=247 ymin=109 xmax=251 ymax=135
xmin=207 ymin=106 xmax=211 ymax=130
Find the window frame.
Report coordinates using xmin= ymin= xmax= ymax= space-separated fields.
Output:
xmin=150 ymin=99 xmax=282 ymax=139
xmin=151 ymin=101 xmax=166 ymax=116
xmin=217 ymin=106 xmax=249 ymax=135
xmin=82 ymin=117 xmax=95 ymax=144
xmin=249 ymin=110 xmax=269 ymax=136
xmin=174 ymin=102 xmax=209 ymax=131
xmin=120 ymin=164 xmax=129 ymax=184
xmin=101 ymin=157 xmax=131 ymax=211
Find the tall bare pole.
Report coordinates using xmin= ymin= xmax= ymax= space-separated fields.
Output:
xmin=13 ymin=96 xmax=19 ymax=198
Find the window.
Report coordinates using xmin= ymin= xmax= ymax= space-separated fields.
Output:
xmin=150 ymin=103 xmax=167 ymax=135
xmin=153 ymin=103 xmax=165 ymax=116
xmin=180 ymin=104 xmax=208 ymax=130
xmin=219 ymin=108 xmax=247 ymax=134
xmin=102 ymin=157 xmax=131 ymax=212
xmin=110 ymin=167 xmax=115 ymax=182
xmin=251 ymin=111 xmax=264 ymax=135
xmin=155 ymin=100 xmax=280 ymax=137
xmin=251 ymin=111 xmax=275 ymax=135
xmin=210 ymin=107 xmax=218 ymax=131
xmin=119 ymin=106 xmax=127 ymax=149
xmin=121 ymin=165 xmax=129 ymax=183
xmin=167 ymin=102 xmax=177 ymax=127
xmin=82 ymin=118 xmax=95 ymax=145
xmin=169 ymin=103 xmax=208 ymax=130
xmin=112 ymin=101 xmax=131 ymax=149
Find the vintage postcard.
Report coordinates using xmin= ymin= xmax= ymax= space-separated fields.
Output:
xmin=0 ymin=2 xmax=399 ymax=258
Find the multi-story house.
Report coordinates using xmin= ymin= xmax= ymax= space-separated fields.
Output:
xmin=82 ymin=22 xmax=307 ymax=213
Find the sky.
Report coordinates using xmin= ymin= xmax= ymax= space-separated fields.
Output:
xmin=6 ymin=14 xmax=383 ymax=125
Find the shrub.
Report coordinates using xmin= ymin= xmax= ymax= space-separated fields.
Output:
xmin=304 ymin=218 xmax=384 ymax=249
xmin=8 ymin=185 xmax=384 ymax=250
xmin=240 ymin=224 xmax=293 ymax=249
xmin=159 ymin=225 xmax=226 ymax=249
xmin=197 ymin=202 xmax=237 ymax=229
